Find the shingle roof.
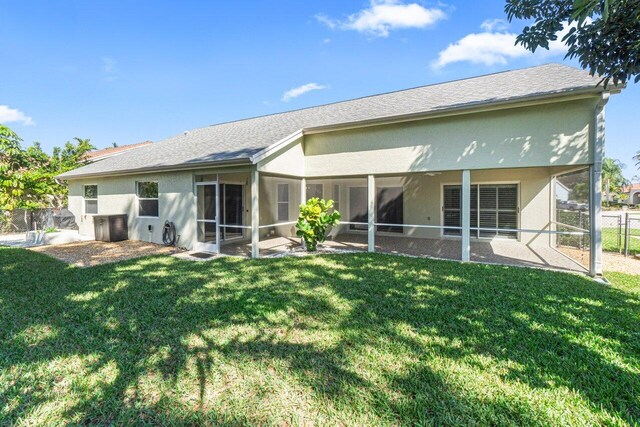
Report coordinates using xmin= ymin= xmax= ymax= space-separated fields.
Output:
xmin=59 ymin=63 xmax=605 ymax=179
xmin=81 ymin=141 xmax=153 ymax=161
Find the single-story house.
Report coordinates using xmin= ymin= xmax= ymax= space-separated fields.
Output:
xmin=58 ymin=63 xmax=621 ymax=276
xmin=623 ymin=183 xmax=640 ymax=205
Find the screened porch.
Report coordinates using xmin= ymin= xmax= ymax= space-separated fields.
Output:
xmin=221 ymin=166 xmax=596 ymax=274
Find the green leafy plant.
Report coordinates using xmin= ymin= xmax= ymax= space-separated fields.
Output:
xmin=295 ymin=198 xmax=341 ymax=251
xmin=44 ymin=227 xmax=58 ymax=233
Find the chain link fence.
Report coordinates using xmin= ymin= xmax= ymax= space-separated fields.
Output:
xmin=1 ymin=208 xmax=78 ymax=235
xmin=601 ymin=212 xmax=639 ymax=256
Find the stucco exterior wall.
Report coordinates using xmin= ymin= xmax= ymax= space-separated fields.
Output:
xmin=304 ymin=99 xmax=597 ymax=177
xmin=258 ymin=137 xmax=305 ymax=177
xmin=68 ymin=171 xmax=196 ymax=249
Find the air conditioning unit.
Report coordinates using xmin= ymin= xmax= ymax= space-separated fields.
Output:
xmin=93 ymin=214 xmax=128 ymax=242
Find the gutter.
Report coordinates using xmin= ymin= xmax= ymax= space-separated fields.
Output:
xmin=57 ymin=157 xmax=253 ymax=180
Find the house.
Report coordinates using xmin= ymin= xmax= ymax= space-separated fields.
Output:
xmin=81 ymin=141 xmax=153 ymax=163
xmin=623 ymin=183 xmax=640 ymax=205
xmin=57 ymin=64 xmax=621 ymax=277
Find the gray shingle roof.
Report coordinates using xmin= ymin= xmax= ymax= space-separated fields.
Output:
xmin=59 ymin=63 xmax=604 ymax=179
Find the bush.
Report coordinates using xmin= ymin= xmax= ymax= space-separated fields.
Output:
xmin=295 ymin=198 xmax=341 ymax=251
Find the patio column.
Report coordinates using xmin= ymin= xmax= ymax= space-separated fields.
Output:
xmin=368 ymin=174 xmax=375 ymax=252
xmin=300 ymin=177 xmax=306 ymax=204
xmin=251 ymin=169 xmax=260 ymax=259
xmin=589 ymin=94 xmax=608 ymax=277
xmin=461 ymin=169 xmax=471 ymax=262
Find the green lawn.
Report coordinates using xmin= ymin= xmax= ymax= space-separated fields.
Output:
xmin=603 ymin=227 xmax=640 ymax=255
xmin=0 ymin=248 xmax=638 ymax=426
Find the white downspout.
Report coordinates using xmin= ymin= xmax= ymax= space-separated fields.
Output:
xmin=589 ymin=92 xmax=609 ymax=277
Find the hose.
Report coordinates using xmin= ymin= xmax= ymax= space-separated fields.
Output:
xmin=162 ymin=221 xmax=177 ymax=246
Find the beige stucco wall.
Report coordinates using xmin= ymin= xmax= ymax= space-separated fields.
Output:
xmin=68 ymin=168 xmax=255 ymax=250
xmin=68 ymin=171 xmax=197 ymax=248
xmin=304 ymin=99 xmax=597 ymax=177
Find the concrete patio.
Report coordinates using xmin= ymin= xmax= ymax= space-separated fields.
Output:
xmin=220 ymin=234 xmax=589 ymax=273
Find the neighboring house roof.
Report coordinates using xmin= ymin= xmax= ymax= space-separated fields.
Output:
xmin=59 ymin=63 xmax=610 ymax=180
xmin=82 ymin=141 xmax=153 ymax=162
xmin=623 ymin=183 xmax=640 ymax=192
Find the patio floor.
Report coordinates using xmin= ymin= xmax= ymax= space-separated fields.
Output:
xmin=221 ymin=234 xmax=589 ymax=273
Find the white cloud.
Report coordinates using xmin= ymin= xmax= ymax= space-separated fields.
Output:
xmin=281 ymin=83 xmax=328 ymax=102
xmin=0 ymin=105 xmax=35 ymax=126
xmin=432 ymin=20 xmax=569 ymax=68
xmin=480 ymin=18 xmax=509 ymax=32
xmin=316 ymin=0 xmax=446 ymax=37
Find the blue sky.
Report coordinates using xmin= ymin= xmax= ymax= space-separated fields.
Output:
xmin=1 ymin=0 xmax=638 ymax=179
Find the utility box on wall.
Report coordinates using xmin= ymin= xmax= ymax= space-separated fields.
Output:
xmin=93 ymin=214 xmax=128 ymax=242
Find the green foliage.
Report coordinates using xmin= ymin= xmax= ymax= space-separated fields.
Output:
xmin=44 ymin=226 xmax=58 ymax=233
xmin=295 ymin=197 xmax=341 ymax=251
xmin=505 ymin=0 xmax=640 ymax=85
xmin=602 ymin=157 xmax=629 ymax=204
xmin=0 ymin=125 xmax=95 ymax=230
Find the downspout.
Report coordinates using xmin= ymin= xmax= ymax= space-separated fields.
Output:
xmin=589 ymin=92 xmax=610 ymax=277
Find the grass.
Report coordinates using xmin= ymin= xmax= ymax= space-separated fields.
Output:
xmin=603 ymin=227 xmax=640 ymax=255
xmin=0 ymin=248 xmax=639 ymax=426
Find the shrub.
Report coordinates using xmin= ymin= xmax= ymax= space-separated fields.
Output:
xmin=44 ymin=227 xmax=58 ymax=233
xmin=295 ymin=198 xmax=341 ymax=251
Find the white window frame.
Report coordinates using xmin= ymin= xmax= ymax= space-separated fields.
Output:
xmin=136 ymin=181 xmax=160 ymax=218
xmin=83 ymin=184 xmax=98 ymax=215
xmin=440 ymin=181 xmax=520 ymax=240
xmin=277 ymin=183 xmax=289 ymax=222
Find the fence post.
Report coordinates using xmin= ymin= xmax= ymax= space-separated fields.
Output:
xmin=618 ymin=214 xmax=622 ymax=253
xmin=624 ymin=212 xmax=630 ymax=257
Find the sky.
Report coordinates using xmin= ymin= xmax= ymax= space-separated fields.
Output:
xmin=1 ymin=0 xmax=638 ymax=179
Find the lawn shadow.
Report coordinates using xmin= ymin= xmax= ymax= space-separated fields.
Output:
xmin=0 ymin=248 xmax=638 ymax=425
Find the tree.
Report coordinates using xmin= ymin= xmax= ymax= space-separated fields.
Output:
xmin=0 ymin=125 xmax=94 ymax=230
xmin=505 ymin=0 xmax=640 ymax=85
xmin=635 ymin=150 xmax=640 ymax=170
xmin=601 ymin=157 xmax=628 ymax=204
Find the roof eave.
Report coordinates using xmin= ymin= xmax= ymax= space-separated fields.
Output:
xmin=57 ymin=157 xmax=253 ymax=180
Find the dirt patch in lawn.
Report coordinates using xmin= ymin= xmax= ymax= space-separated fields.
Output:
xmin=558 ymin=246 xmax=639 ymax=276
xmin=30 ymin=240 xmax=183 ymax=267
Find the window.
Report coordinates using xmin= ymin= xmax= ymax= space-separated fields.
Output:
xmin=333 ymin=184 xmax=340 ymax=212
xmin=277 ymin=183 xmax=289 ymax=222
xmin=377 ymin=187 xmax=403 ymax=233
xmin=306 ymin=183 xmax=323 ymax=200
xmin=137 ymin=181 xmax=159 ymax=217
xmin=443 ymin=184 xmax=518 ymax=238
xmin=83 ymin=185 xmax=98 ymax=214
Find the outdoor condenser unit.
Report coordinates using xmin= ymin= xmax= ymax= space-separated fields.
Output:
xmin=93 ymin=214 xmax=129 ymax=242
